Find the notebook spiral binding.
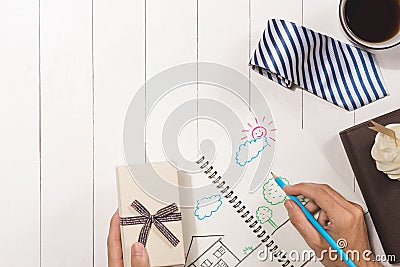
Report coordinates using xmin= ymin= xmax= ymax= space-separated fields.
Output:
xmin=196 ymin=155 xmax=294 ymax=267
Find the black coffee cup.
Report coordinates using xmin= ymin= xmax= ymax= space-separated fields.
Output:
xmin=339 ymin=0 xmax=400 ymax=49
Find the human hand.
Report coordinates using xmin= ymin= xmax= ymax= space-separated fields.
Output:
xmin=284 ymin=183 xmax=382 ymax=267
xmin=107 ymin=210 xmax=150 ymax=267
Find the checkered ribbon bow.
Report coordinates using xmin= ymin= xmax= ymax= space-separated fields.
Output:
xmin=120 ymin=200 xmax=182 ymax=247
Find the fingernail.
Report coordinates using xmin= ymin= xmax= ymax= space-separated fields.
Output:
xmin=132 ymin=242 xmax=144 ymax=256
xmin=284 ymin=200 xmax=293 ymax=211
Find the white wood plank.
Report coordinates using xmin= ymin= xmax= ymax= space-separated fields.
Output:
xmin=40 ymin=0 xmax=93 ymax=265
xmin=196 ymin=0 xmax=302 ymax=189
xmin=197 ymin=0 xmax=250 ymax=134
xmin=303 ymin=0 xmax=355 ymax=189
xmin=251 ymin=0 xmax=303 ymax=126
xmin=146 ymin=0 xmax=197 ymax=78
xmin=304 ymin=0 xmax=347 ymax=43
xmin=198 ymin=0 xmax=249 ymax=74
xmin=197 ymin=0 xmax=250 ymax=185
xmin=93 ymin=0 xmax=145 ymax=265
xmin=145 ymin=0 xmax=197 ymax=164
xmin=0 ymin=1 xmax=40 ymax=266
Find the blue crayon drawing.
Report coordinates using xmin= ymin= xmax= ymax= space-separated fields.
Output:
xmin=235 ymin=137 xmax=268 ymax=166
xmin=194 ymin=194 xmax=223 ymax=220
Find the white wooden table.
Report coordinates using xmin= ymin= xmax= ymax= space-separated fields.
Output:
xmin=1 ymin=0 xmax=399 ymax=266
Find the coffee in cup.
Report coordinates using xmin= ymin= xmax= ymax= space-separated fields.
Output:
xmin=339 ymin=0 xmax=400 ymax=49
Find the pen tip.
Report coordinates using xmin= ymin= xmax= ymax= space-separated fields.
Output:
xmin=271 ymin=172 xmax=278 ymax=179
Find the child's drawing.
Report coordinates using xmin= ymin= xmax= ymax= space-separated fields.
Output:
xmin=186 ymin=235 xmax=240 ymax=267
xmin=256 ymin=206 xmax=278 ymax=229
xmin=263 ymin=177 xmax=290 ymax=205
xmin=242 ymin=246 xmax=253 ymax=255
xmin=235 ymin=137 xmax=268 ymax=166
xmin=236 ymin=116 xmax=277 ymax=166
xmin=194 ymin=194 xmax=223 ymax=220
xmin=241 ymin=116 xmax=277 ymax=142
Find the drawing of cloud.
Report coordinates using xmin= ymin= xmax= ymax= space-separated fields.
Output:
xmin=194 ymin=194 xmax=223 ymax=220
xmin=235 ymin=137 xmax=268 ymax=166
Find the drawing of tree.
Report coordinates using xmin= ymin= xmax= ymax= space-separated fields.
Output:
xmin=256 ymin=206 xmax=278 ymax=229
xmin=262 ymin=177 xmax=289 ymax=205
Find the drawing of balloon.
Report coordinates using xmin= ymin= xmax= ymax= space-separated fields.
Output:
xmin=235 ymin=137 xmax=268 ymax=166
xmin=194 ymin=194 xmax=223 ymax=220
xmin=256 ymin=206 xmax=278 ymax=229
xmin=263 ymin=177 xmax=289 ymax=205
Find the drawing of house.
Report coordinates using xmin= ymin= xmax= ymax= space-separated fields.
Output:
xmin=186 ymin=235 xmax=240 ymax=267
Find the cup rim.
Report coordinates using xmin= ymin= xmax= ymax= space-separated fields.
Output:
xmin=339 ymin=0 xmax=400 ymax=50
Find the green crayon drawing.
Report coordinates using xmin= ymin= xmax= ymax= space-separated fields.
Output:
xmin=263 ymin=177 xmax=290 ymax=205
xmin=256 ymin=206 xmax=278 ymax=229
xmin=243 ymin=246 xmax=253 ymax=255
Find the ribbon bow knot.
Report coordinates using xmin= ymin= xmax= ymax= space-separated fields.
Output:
xmin=120 ymin=200 xmax=182 ymax=247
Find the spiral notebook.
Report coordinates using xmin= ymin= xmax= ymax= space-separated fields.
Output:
xmin=118 ymin=91 xmax=367 ymax=267
xmin=178 ymin=94 xmax=367 ymax=267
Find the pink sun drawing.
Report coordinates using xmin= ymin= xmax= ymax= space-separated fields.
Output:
xmin=241 ymin=116 xmax=277 ymax=144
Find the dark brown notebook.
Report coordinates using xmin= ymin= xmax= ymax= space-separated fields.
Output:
xmin=340 ymin=109 xmax=400 ymax=263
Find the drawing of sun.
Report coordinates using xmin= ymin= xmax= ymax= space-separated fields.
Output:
xmin=241 ymin=116 xmax=276 ymax=143
xmin=235 ymin=116 xmax=277 ymax=167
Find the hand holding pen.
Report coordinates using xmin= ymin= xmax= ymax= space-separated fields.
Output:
xmin=275 ymin=178 xmax=383 ymax=267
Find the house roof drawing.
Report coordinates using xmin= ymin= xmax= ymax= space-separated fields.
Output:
xmin=186 ymin=235 xmax=240 ymax=267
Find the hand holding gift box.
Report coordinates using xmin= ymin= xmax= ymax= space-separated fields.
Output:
xmin=116 ymin=163 xmax=185 ymax=267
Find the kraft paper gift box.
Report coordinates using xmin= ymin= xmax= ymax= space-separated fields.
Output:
xmin=116 ymin=163 xmax=185 ymax=267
